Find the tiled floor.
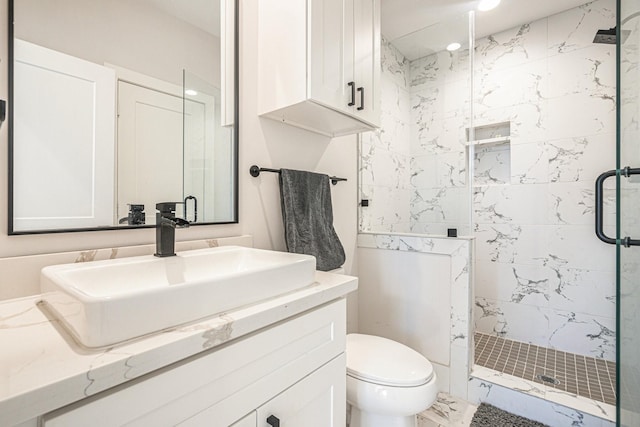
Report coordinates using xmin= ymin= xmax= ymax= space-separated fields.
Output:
xmin=474 ymin=332 xmax=616 ymax=406
xmin=418 ymin=393 xmax=478 ymax=427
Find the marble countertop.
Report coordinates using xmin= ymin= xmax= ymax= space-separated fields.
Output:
xmin=0 ymin=271 xmax=357 ymax=426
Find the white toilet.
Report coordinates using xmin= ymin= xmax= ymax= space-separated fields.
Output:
xmin=346 ymin=333 xmax=438 ymax=427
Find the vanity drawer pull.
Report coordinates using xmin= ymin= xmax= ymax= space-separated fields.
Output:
xmin=266 ymin=415 xmax=280 ymax=427
xmin=357 ymin=86 xmax=364 ymax=110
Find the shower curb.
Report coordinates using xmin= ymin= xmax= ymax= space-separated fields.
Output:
xmin=468 ymin=365 xmax=615 ymax=427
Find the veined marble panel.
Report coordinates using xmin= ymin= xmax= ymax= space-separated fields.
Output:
xmin=474 ymin=223 xmax=549 ymax=265
xmin=474 ymin=184 xmax=549 ymax=225
xmin=409 ymin=114 xmax=468 ymax=155
xmin=379 ymin=78 xmax=411 ymax=153
xmin=411 ymin=49 xmax=470 ymax=90
xmin=547 ymin=0 xmax=616 ymax=54
xmin=469 ymin=366 xmax=616 ymax=426
xmin=476 ymin=261 xmax=615 ymax=319
xmin=475 ymin=19 xmax=548 ymax=72
xmin=511 ymin=142 xmax=549 ymax=184
xmin=359 ymin=184 xmax=411 ymax=233
xmin=546 ymin=45 xmax=615 ymax=99
xmin=475 ymin=297 xmax=552 ymax=344
xmin=412 ymin=187 xmax=468 ymax=225
xmin=546 ymin=92 xmax=615 ymax=141
xmin=473 ymin=102 xmax=547 ymax=145
xmin=475 ymin=261 xmax=555 ymax=307
xmin=547 ymin=267 xmax=616 ymax=319
xmin=411 ymin=155 xmax=439 ymax=189
xmin=359 ymin=39 xmax=412 ymax=234
xmin=360 ymin=141 xmax=410 ymax=189
xmin=546 ymin=225 xmax=616 ymax=272
xmin=382 ymin=37 xmax=410 ymax=89
xmin=410 ymin=222 xmax=472 ymax=237
xmin=546 ymin=133 xmax=616 ymax=183
xmin=475 ymin=58 xmax=547 ymax=111
xmin=547 ymin=181 xmax=616 ymax=226
xmin=410 ymin=87 xmax=446 ymax=143
xmin=411 ymin=53 xmax=446 ymax=89
xmin=548 ymin=310 xmax=616 ymax=360
xmin=474 ymin=145 xmax=511 ymax=186
xmin=436 ymin=152 xmax=468 ymax=188
xmin=417 ymin=392 xmax=478 ymax=427
xmin=475 ymin=295 xmax=616 ymax=361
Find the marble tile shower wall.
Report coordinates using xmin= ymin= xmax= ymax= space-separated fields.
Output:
xmin=409 ymin=45 xmax=471 ymax=236
xmin=360 ymin=38 xmax=471 ymax=235
xmin=361 ymin=0 xmax=617 ymax=360
xmin=473 ymin=0 xmax=617 ymax=360
xmin=360 ymin=38 xmax=412 ymax=233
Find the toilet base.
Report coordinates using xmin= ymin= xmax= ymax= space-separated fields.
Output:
xmin=349 ymin=406 xmax=416 ymax=427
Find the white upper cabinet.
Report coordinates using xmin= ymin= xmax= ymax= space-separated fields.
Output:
xmin=258 ymin=0 xmax=380 ymax=138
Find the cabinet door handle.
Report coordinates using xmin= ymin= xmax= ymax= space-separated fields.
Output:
xmin=266 ymin=415 xmax=280 ymax=427
xmin=348 ymin=82 xmax=356 ymax=106
xmin=357 ymin=87 xmax=364 ymax=110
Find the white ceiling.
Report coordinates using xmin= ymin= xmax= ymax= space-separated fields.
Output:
xmin=383 ymin=0 xmax=596 ymax=59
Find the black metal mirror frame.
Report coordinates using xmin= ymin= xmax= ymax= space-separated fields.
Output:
xmin=7 ymin=0 xmax=240 ymax=235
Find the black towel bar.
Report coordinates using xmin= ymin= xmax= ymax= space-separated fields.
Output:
xmin=249 ymin=165 xmax=347 ymax=185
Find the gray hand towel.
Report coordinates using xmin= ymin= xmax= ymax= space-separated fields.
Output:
xmin=279 ymin=168 xmax=346 ymax=271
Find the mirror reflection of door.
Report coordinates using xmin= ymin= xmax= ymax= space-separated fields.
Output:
xmin=115 ymin=71 xmax=215 ymax=226
xmin=183 ymin=70 xmax=234 ymax=224
xmin=13 ymin=39 xmax=116 ymax=231
xmin=183 ymin=77 xmax=211 ymax=225
xmin=116 ymin=81 xmax=185 ymax=226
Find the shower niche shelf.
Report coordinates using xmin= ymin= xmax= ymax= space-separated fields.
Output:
xmin=467 ymin=121 xmax=512 ymax=187
xmin=466 ymin=135 xmax=510 ymax=147
xmin=466 ymin=121 xmax=511 ymax=146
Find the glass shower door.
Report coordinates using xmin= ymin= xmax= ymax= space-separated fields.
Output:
xmin=617 ymin=0 xmax=640 ymax=424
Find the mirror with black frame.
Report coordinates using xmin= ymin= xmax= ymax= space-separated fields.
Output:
xmin=8 ymin=0 xmax=238 ymax=234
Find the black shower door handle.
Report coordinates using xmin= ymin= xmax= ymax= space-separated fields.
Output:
xmin=595 ymin=167 xmax=640 ymax=247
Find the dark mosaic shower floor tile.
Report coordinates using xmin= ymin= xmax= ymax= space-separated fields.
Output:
xmin=474 ymin=332 xmax=616 ymax=406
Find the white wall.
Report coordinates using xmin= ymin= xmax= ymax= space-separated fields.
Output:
xmin=15 ymin=0 xmax=219 ymax=87
xmin=0 ymin=0 xmax=360 ymax=332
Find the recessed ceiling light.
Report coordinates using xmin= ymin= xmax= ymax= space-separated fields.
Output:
xmin=185 ymin=89 xmax=198 ymax=96
xmin=478 ymin=0 xmax=500 ymax=11
xmin=446 ymin=42 xmax=461 ymax=52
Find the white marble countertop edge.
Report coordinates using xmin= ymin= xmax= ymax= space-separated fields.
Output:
xmin=0 ymin=271 xmax=357 ymax=426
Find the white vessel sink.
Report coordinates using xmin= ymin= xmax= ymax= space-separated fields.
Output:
xmin=40 ymin=246 xmax=316 ymax=348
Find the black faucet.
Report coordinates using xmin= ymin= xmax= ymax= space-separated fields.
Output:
xmin=154 ymin=202 xmax=190 ymax=257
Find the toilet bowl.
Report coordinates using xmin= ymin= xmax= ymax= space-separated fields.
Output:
xmin=346 ymin=334 xmax=438 ymax=427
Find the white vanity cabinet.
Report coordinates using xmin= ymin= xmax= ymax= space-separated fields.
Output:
xmin=258 ymin=0 xmax=380 ymax=137
xmin=40 ymin=300 xmax=347 ymax=427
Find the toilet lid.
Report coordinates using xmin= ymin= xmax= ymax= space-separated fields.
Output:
xmin=346 ymin=334 xmax=434 ymax=387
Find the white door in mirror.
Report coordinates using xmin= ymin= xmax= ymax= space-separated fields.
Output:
xmin=13 ymin=39 xmax=116 ymax=231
